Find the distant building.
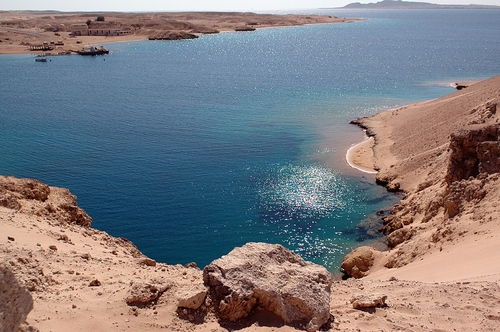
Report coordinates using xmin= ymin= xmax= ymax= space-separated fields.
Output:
xmin=70 ymin=24 xmax=133 ymax=37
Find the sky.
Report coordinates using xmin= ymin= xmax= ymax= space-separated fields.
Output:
xmin=1 ymin=0 xmax=499 ymax=12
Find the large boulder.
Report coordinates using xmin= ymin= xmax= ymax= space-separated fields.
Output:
xmin=0 ymin=265 xmax=34 ymax=332
xmin=203 ymin=242 xmax=333 ymax=332
xmin=341 ymin=246 xmax=378 ymax=278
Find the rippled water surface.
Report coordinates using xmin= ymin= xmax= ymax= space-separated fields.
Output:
xmin=1 ymin=9 xmax=499 ymax=271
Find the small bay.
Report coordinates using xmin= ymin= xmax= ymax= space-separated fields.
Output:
xmin=1 ymin=9 xmax=499 ymax=272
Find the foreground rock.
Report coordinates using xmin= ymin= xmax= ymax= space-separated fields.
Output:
xmin=350 ymin=293 xmax=387 ymax=309
xmin=0 ymin=265 xmax=34 ymax=332
xmin=203 ymin=242 xmax=333 ymax=331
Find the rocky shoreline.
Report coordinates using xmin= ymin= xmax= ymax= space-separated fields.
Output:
xmin=2 ymin=76 xmax=500 ymax=331
xmin=342 ymin=75 xmax=500 ymax=282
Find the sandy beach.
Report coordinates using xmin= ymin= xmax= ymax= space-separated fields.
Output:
xmin=0 ymin=11 xmax=359 ymax=55
xmin=345 ymin=136 xmax=377 ymax=174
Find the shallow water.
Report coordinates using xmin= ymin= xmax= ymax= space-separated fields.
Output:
xmin=0 ymin=9 xmax=499 ymax=271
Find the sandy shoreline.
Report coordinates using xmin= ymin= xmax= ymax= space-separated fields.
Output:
xmin=345 ymin=136 xmax=377 ymax=174
xmin=343 ymin=75 xmax=500 ymax=282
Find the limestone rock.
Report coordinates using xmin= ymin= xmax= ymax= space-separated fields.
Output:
xmin=445 ymin=124 xmax=499 ymax=184
xmin=0 ymin=265 xmax=34 ymax=332
xmin=141 ymin=258 xmax=156 ymax=267
xmin=0 ymin=177 xmax=50 ymax=201
xmin=351 ymin=293 xmax=387 ymax=309
xmin=387 ymin=227 xmax=412 ymax=248
xmin=478 ymin=141 xmax=500 ymax=174
xmin=176 ymin=284 xmax=208 ymax=309
xmin=0 ymin=175 xmax=92 ymax=227
xmin=125 ymin=280 xmax=172 ymax=307
xmin=203 ymin=242 xmax=333 ymax=331
xmin=341 ymin=246 xmax=377 ymax=279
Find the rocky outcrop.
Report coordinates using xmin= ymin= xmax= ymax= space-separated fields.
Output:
xmin=350 ymin=293 xmax=387 ymax=309
xmin=0 ymin=265 xmax=34 ymax=332
xmin=478 ymin=140 xmax=500 ymax=174
xmin=148 ymin=30 xmax=198 ymax=40
xmin=341 ymin=246 xmax=378 ymax=279
xmin=203 ymin=242 xmax=333 ymax=331
xmin=125 ymin=280 xmax=172 ymax=307
xmin=445 ymin=124 xmax=499 ymax=184
xmin=0 ymin=175 xmax=92 ymax=227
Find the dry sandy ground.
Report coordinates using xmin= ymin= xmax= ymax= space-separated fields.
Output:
xmin=2 ymin=189 xmax=500 ymax=332
xmin=0 ymin=11 xmax=358 ymax=55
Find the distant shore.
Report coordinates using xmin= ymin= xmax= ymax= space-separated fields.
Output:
xmin=0 ymin=11 xmax=360 ymax=55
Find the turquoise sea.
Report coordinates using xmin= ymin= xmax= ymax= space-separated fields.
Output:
xmin=1 ymin=9 xmax=499 ymax=273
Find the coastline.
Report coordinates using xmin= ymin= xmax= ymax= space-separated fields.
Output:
xmin=1 ymin=75 xmax=500 ymax=331
xmin=342 ymin=75 xmax=500 ymax=282
xmin=0 ymin=11 xmax=360 ymax=55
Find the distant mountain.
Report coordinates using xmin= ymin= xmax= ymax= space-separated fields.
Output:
xmin=340 ymin=0 xmax=500 ymax=9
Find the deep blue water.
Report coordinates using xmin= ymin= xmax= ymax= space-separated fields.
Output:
xmin=1 ymin=9 xmax=499 ymax=272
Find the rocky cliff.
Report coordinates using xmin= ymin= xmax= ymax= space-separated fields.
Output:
xmin=343 ymin=75 xmax=500 ymax=278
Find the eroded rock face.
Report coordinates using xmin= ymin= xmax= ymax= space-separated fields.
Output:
xmin=0 ymin=175 xmax=92 ymax=227
xmin=203 ymin=242 xmax=333 ymax=332
xmin=341 ymin=246 xmax=377 ymax=279
xmin=445 ymin=125 xmax=499 ymax=184
xmin=478 ymin=141 xmax=500 ymax=174
xmin=0 ymin=265 xmax=34 ymax=332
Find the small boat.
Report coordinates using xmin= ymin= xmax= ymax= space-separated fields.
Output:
xmin=77 ymin=46 xmax=110 ymax=56
xmin=35 ymin=57 xmax=47 ymax=62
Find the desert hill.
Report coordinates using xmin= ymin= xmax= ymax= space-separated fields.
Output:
xmin=341 ymin=0 xmax=500 ymax=9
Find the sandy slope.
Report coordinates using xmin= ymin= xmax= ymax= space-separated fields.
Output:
xmin=2 ymin=177 xmax=500 ymax=332
xmin=347 ymin=75 xmax=500 ymax=282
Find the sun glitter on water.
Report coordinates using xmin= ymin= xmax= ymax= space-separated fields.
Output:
xmin=258 ymin=164 xmax=350 ymax=223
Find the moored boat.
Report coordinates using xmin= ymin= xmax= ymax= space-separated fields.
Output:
xmin=77 ymin=46 xmax=110 ymax=56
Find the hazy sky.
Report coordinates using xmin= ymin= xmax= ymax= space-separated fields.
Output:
xmin=1 ymin=0 xmax=499 ymax=12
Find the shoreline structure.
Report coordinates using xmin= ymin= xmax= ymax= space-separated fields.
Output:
xmin=342 ymin=75 xmax=500 ymax=283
